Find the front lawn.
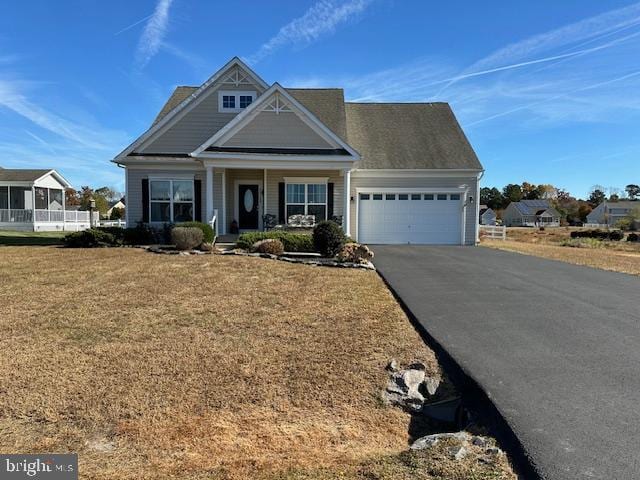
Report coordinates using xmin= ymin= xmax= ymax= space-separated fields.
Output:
xmin=0 ymin=230 xmax=67 ymax=245
xmin=0 ymin=247 xmax=514 ymax=479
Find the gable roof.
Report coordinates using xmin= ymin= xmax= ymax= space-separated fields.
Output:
xmin=603 ymin=200 xmax=639 ymax=209
xmin=345 ymin=103 xmax=482 ymax=170
xmin=191 ymin=83 xmax=359 ymax=159
xmin=0 ymin=168 xmax=71 ymax=187
xmin=153 ymin=86 xmax=197 ymax=125
xmin=511 ymin=199 xmax=560 ymax=216
xmin=115 ymin=57 xmax=268 ymax=160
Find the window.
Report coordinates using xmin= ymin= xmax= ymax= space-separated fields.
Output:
xmin=35 ymin=187 xmax=48 ymax=209
xmin=239 ymin=95 xmax=253 ymax=108
xmin=9 ymin=186 xmax=31 ymax=209
xmin=450 ymin=193 xmax=461 ymax=200
xmin=49 ymin=189 xmax=63 ymax=210
xmin=437 ymin=194 xmax=447 ymax=200
xmin=399 ymin=194 xmax=409 ymax=200
xmin=150 ymin=179 xmax=194 ymax=223
xmin=218 ymin=91 xmax=256 ymax=112
xmin=385 ymin=194 xmax=396 ymax=200
xmin=373 ymin=194 xmax=383 ymax=200
xmin=0 ymin=186 xmax=7 ymax=209
xmin=285 ymin=182 xmax=327 ymax=223
xmin=360 ymin=193 xmax=370 ymax=200
xmin=424 ymin=194 xmax=434 ymax=200
xmin=411 ymin=194 xmax=421 ymax=200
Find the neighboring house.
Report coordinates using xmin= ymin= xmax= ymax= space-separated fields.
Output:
xmin=586 ymin=200 xmax=639 ymax=226
xmin=106 ymin=198 xmax=126 ymax=218
xmin=112 ymin=57 xmax=483 ymax=245
xmin=479 ymin=205 xmax=497 ymax=225
xmin=502 ymin=199 xmax=561 ymax=227
xmin=0 ymin=168 xmax=96 ymax=231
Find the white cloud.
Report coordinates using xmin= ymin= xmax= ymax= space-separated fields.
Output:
xmin=245 ymin=0 xmax=372 ymax=64
xmin=134 ymin=0 xmax=174 ymax=70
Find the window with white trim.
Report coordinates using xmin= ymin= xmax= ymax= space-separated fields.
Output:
xmin=150 ymin=179 xmax=194 ymax=222
xmin=218 ymin=91 xmax=256 ymax=112
xmin=285 ymin=182 xmax=327 ymax=223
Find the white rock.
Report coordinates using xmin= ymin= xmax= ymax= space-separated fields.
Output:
xmin=449 ymin=445 xmax=468 ymax=461
xmin=410 ymin=431 xmax=471 ymax=450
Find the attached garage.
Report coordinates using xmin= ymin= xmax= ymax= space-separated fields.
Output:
xmin=357 ymin=190 xmax=464 ymax=245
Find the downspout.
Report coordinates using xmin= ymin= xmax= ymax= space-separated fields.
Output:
xmin=476 ymin=171 xmax=484 ymax=244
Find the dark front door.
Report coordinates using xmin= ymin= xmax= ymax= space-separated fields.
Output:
xmin=238 ymin=184 xmax=259 ymax=230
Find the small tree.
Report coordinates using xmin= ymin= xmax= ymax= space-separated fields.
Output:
xmin=110 ymin=207 xmax=124 ymax=220
xmin=625 ymin=184 xmax=640 ymax=200
xmin=588 ymin=188 xmax=606 ymax=207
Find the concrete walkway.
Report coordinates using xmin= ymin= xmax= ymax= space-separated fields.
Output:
xmin=373 ymin=245 xmax=640 ymax=480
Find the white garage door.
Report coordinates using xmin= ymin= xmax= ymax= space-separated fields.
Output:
xmin=358 ymin=192 xmax=463 ymax=244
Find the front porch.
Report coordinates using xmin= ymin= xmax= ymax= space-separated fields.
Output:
xmin=204 ymin=167 xmax=351 ymax=237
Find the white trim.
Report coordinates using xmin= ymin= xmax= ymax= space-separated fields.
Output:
xmin=191 ymin=83 xmax=360 ymax=160
xmin=217 ymin=90 xmax=257 ymax=113
xmin=148 ymin=174 xmax=195 ymax=180
xmin=263 ymin=169 xmax=267 ymax=225
xmin=33 ymin=169 xmax=72 ymax=189
xmin=475 ymin=171 xmax=483 ymax=243
xmin=201 ymin=157 xmax=355 ymax=170
xmin=343 ymin=169 xmax=351 ymax=235
xmin=114 ymin=57 xmax=268 ymax=160
xmin=356 ymin=187 xmax=467 ymax=194
xmin=233 ymin=179 xmax=263 ymax=231
xmin=283 ymin=176 xmax=329 ymax=183
xmin=221 ymin=169 xmax=227 ymax=235
xmin=351 ymin=169 xmax=483 ymax=178
xmin=205 ymin=166 xmax=214 ymax=226
xmin=125 ymin=168 xmax=129 ymax=227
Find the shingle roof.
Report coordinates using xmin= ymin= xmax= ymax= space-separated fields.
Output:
xmin=604 ymin=200 xmax=640 ymax=209
xmin=0 ymin=169 xmax=51 ymax=182
xmin=151 ymin=86 xmax=483 ymax=170
xmin=511 ymin=200 xmax=559 ymax=216
xmin=345 ymin=102 xmax=482 ymax=169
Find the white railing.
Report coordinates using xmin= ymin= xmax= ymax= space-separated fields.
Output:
xmin=99 ymin=219 xmax=126 ymax=227
xmin=35 ymin=209 xmax=65 ymax=222
xmin=0 ymin=209 xmax=33 ymax=223
xmin=209 ymin=209 xmax=219 ymax=237
xmin=583 ymin=223 xmax=608 ymax=228
xmin=480 ymin=224 xmax=506 ymax=240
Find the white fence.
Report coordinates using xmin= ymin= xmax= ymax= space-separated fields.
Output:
xmin=99 ymin=219 xmax=126 ymax=227
xmin=583 ymin=223 xmax=608 ymax=228
xmin=0 ymin=209 xmax=33 ymax=223
xmin=480 ymin=225 xmax=507 ymax=240
xmin=0 ymin=208 xmax=98 ymax=226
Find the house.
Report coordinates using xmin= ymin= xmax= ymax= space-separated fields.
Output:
xmin=112 ymin=57 xmax=483 ymax=245
xmin=106 ymin=198 xmax=126 ymax=218
xmin=586 ymin=200 xmax=639 ymax=226
xmin=502 ymin=199 xmax=561 ymax=227
xmin=479 ymin=205 xmax=497 ymax=225
xmin=0 ymin=168 xmax=96 ymax=231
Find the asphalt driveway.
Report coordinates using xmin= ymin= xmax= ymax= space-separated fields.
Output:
xmin=373 ymin=246 xmax=640 ymax=480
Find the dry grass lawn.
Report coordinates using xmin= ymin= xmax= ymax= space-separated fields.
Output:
xmin=0 ymin=247 xmax=514 ymax=479
xmin=483 ymin=227 xmax=640 ymax=275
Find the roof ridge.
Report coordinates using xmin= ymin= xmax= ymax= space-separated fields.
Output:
xmin=346 ymin=101 xmax=450 ymax=105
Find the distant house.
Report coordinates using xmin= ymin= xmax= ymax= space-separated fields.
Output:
xmin=586 ymin=200 xmax=639 ymax=226
xmin=502 ymin=199 xmax=561 ymax=227
xmin=479 ymin=205 xmax=497 ymax=225
xmin=106 ymin=198 xmax=126 ymax=218
xmin=0 ymin=168 xmax=96 ymax=231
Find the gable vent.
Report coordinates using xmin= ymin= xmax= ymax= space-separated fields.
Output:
xmin=262 ymin=93 xmax=293 ymax=114
xmin=221 ymin=67 xmax=255 ymax=87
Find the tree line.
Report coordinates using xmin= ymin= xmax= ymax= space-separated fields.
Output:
xmin=481 ymin=182 xmax=639 ymax=224
xmin=64 ymin=186 xmax=124 ymax=219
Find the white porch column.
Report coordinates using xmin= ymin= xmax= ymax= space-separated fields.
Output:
xmin=221 ymin=169 xmax=226 ymax=235
xmin=263 ymin=168 xmax=267 ymax=228
xmin=205 ymin=166 xmax=214 ymax=225
xmin=343 ymin=169 xmax=351 ymax=235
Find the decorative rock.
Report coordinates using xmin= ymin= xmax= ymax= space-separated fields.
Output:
xmin=472 ymin=435 xmax=489 ymax=447
xmin=486 ymin=447 xmax=504 ymax=456
xmin=386 ymin=359 xmax=399 ymax=372
xmin=423 ymin=376 xmax=440 ymax=396
xmin=336 ymin=242 xmax=374 ymax=264
xmin=384 ymin=365 xmax=426 ymax=412
xmin=410 ymin=431 xmax=471 ymax=450
xmin=448 ymin=445 xmax=468 ymax=461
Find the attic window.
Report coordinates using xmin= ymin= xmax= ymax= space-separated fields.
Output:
xmin=218 ymin=91 xmax=256 ymax=112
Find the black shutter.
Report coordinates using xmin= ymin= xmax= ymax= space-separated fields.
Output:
xmin=278 ymin=182 xmax=285 ymax=223
xmin=141 ymin=178 xmax=149 ymax=223
xmin=327 ymin=182 xmax=334 ymax=220
xmin=194 ymin=179 xmax=202 ymax=221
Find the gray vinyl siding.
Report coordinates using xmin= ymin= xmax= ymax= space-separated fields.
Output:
xmin=224 ymin=111 xmax=333 ymax=149
xmin=125 ymin=168 xmax=208 ymax=226
xmin=140 ymin=84 xmax=264 ymax=154
xmin=350 ymin=174 xmax=479 ymax=245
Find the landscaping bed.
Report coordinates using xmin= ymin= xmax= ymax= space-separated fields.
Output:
xmin=0 ymin=247 xmax=515 ymax=479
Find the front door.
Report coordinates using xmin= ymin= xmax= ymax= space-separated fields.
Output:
xmin=238 ymin=184 xmax=259 ymax=230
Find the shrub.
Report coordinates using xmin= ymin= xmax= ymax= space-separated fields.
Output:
xmin=176 ymin=221 xmax=215 ymax=244
xmin=171 ymin=227 xmax=203 ymax=251
xmin=64 ymin=229 xmax=117 ymax=248
xmin=236 ymin=232 xmax=314 ymax=252
xmin=608 ymin=230 xmax=624 ymax=241
xmin=313 ymin=220 xmax=346 ymax=257
xmin=336 ymin=243 xmax=374 ymax=264
xmin=96 ymin=226 xmax=125 ymax=244
xmin=560 ymin=238 xmax=603 ymax=249
xmin=627 ymin=233 xmax=639 ymax=242
xmin=252 ymin=238 xmax=284 ymax=255
xmin=123 ymin=224 xmax=155 ymax=245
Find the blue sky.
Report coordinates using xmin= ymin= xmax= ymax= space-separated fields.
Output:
xmin=1 ymin=0 xmax=639 ymax=198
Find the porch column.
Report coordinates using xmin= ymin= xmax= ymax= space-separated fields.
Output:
xmin=205 ymin=166 xmax=214 ymax=225
xmin=221 ymin=169 xmax=226 ymax=235
xmin=263 ymin=168 xmax=267 ymax=229
xmin=343 ymin=169 xmax=351 ymax=235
